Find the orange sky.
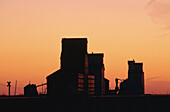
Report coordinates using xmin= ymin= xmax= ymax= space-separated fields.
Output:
xmin=1 ymin=0 xmax=170 ymax=95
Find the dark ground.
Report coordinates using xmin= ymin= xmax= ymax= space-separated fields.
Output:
xmin=0 ymin=95 xmax=170 ymax=112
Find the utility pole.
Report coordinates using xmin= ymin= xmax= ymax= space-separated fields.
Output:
xmin=7 ymin=81 xmax=11 ymax=96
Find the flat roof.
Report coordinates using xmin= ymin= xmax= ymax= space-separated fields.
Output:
xmin=62 ymin=38 xmax=87 ymax=41
xmin=88 ymin=53 xmax=104 ymax=56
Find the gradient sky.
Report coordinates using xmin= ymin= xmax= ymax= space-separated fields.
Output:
xmin=1 ymin=0 xmax=170 ymax=95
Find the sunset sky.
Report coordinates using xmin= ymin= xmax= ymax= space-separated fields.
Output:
xmin=1 ymin=0 xmax=170 ymax=95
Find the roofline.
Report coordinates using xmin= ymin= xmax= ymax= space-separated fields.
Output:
xmin=62 ymin=38 xmax=87 ymax=39
xmin=88 ymin=53 xmax=104 ymax=57
xmin=62 ymin=38 xmax=87 ymax=41
xmin=46 ymin=69 xmax=62 ymax=79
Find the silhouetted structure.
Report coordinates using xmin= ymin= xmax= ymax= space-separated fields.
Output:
xmin=104 ymin=78 xmax=109 ymax=95
xmin=119 ymin=60 xmax=144 ymax=95
xmin=114 ymin=78 xmax=125 ymax=94
xmin=24 ymin=84 xmax=38 ymax=97
xmin=47 ymin=38 xmax=89 ymax=96
xmin=46 ymin=38 xmax=108 ymax=97
xmin=88 ymin=53 xmax=105 ymax=96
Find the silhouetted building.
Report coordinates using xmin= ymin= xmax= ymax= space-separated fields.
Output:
xmin=46 ymin=38 xmax=108 ymax=97
xmin=119 ymin=60 xmax=144 ymax=95
xmin=104 ymin=78 xmax=109 ymax=95
xmin=46 ymin=70 xmax=64 ymax=96
xmin=24 ymin=84 xmax=38 ymax=97
xmin=47 ymin=38 xmax=89 ymax=96
xmin=88 ymin=53 xmax=105 ymax=96
xmin=61 ymin=38 xmax=88 ymax=73
xmin=77 ymin=73 xmax=95 ymax=95
xmin=87 ymin=75 xmax=95 ymax=95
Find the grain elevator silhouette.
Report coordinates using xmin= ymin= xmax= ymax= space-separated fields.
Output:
xmin=46 ymin=38 xmax=105 ymax=96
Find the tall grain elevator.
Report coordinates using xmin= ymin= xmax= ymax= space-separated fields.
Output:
xmin=119 ymin=60 xmax=144 ymax=95
xmin=47 ymin=38 xmax=88 ymax=96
